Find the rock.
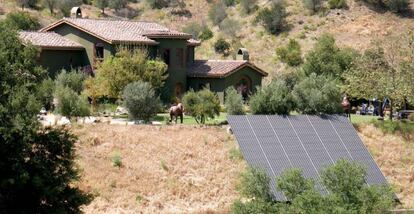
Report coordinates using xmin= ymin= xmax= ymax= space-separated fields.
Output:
xmin=57 ymin=117 xmax=71 ymax=126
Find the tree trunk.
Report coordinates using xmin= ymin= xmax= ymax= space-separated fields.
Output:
xmin=389 ymin=98 xmax=393 ymax=121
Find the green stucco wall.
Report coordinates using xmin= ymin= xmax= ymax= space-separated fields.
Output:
xmin=38 ymin=49 xmax=84 ymax=77
xmin=155 ymin=39 xmax=189 ymax=101
xmin=50 ymin=24 xmax=115 ymax=66
xmin=187 ymin=66 xmax=263 ymax=103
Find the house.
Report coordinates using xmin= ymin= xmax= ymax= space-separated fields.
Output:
xmin=19 ymin=9 xmax=267 ymax=102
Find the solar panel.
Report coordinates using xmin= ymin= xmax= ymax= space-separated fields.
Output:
xmin=228 ymin=115 xmax=389 ymax=201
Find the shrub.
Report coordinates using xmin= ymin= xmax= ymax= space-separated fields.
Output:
xmin=292 ymin=73 xmax=343 ymax=114
xmin=122 ymin=81 xmax=161 ymax=122
xmin=147 ymin=0 xmax=170 ymax=8
xmin=182 ymin=89 xmax=221 ymax=124
xmin=58 ymin=0 xmax=83 ymax=16
xmin=276 ymin=39 xmax=303 ymax=66
xmin=208 ymin=2 xmax=227 ymax=25
xmin=199 ymin=26 xmax=214 ymax=40
xmin=240 ymin=0 xmax=258 ymax=14
xmin=250 ymin=79 xmax=295 ymax=115
xmin=111 ymin=152 xmax=122 ymax=167
xmin=54 ymin=86 xmax=91 ymax=118
xmin=220 ymin=18 xmax=240 ymax=37
xmin=55 ymin=69 xmax=86 ymax=94
xmin=36 ymin=78 xmax=55 ymax=111
xmin=214 ymin=38 xmax=231 ymax=55
xmin=3 ymin=11 xmax=40 ymax=30
xmin=328 ymin=0 xmax=348 ymax=9
xmin=384 ymin=0 xmax=409 ymax=12
xmin=223 ymin=0 xmax=237 ymax=6
xmin=225 ymin=87 xmax=245 ymax=115
xmin=232 ymin=160 xmax=395 ymax=213
xmin=302 ymin=0 xmax=323 ymax=13
xmin=255 ymin=1 xmax=287 ymax=34
xmin=182 ymin=22 xmax=202 ymax=39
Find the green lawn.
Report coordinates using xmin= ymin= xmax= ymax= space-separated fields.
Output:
xmin=349 ymin=114 xmax=377 ymax=125
xmin=154 ymin=113 xmax=228 ymax=125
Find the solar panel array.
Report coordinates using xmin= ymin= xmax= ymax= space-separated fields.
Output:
xmin=227 ymin=115 xmax=388 ymax=201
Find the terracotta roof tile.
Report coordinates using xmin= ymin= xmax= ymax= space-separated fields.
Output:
xmin=41 ymin=18 xmax=192 ymax=44
xmin=187 ymin=60 xmax=267 ymax=78
xmin=19 ymin=31 xmax=84 ymax=49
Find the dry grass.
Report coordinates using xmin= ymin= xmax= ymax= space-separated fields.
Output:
xmin=72 ymin=124 xmax=245 ymax=214
xmin=358 ymin=124 xmax=414 ymax=208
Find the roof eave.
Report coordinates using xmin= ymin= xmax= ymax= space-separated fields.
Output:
xmin=40 ymin=46 xmax=85 ymax=50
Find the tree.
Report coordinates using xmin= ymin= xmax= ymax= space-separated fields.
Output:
xmin=225 ymin=87 xmax=245 ymax=115
xmin=232 ymin=159 xmax=395 ymax=213
xmin=182 ymin=89 xmax=221 ymax=124
xmin=16 ymin=0 xmax=38 ymax=10
xmin=147 ymin=0 xmax=170 ymax=9
xmin=302 ymin=34 xmax=356 ymax=80
xmin=3 ymin=11 xmax=40 ymax=30
xmin=343 ymin=34 xmax=414 ymax=120
xmin=122 ymin=81 xmax=161 ymax=122
xmin=214 ymin=38 xmax=231 ymax=55
xmin=276 ymin=39 xmax=303 ymax=66
xmin=208 ymin=2 xmax=227 ymax=25
xmin=94 ymin=0 xmax=109 ymax=14
xmin=92 ymin=49 xmax=168 ymax=98
xmin=42 ymin=0 xmax=58 ymax=14
xmin=255 ymin=0 xmax=287 ymax=35
xmin=293 ymin=73 xmax=343 ymax=114
xmin=250 ymin=79 xmax=296 ymax=115
xmin=0 ymin=22 xmax=91 ymax=213
xmin=54 ymin=85 xmax=91 ymax=119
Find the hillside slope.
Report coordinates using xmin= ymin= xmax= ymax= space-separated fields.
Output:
xmin=1 ymin=0 xmax=414 ymax=78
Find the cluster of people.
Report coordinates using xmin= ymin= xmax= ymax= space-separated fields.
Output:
xmin=359 ymin=98 xmax=390 ymax=117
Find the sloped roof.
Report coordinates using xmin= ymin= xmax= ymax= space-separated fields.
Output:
xmin=19 ymin=31 xmax=84 ymax=50
xmin=40 ymin=18 xmax=193 ymax=45
xmin=187 ymin=60 xmax=268 ymax=78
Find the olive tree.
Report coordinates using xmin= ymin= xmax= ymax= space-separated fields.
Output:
xmin=182 ymin=89 xmax=221 ymax=124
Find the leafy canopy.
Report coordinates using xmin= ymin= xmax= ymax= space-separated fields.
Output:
xmin=225 ymin=87 xmax=245 ymax=115
xmin=0 ymin=22 xmax=91 ymax=213
xmin=91 ymin=49 xmax=168 ymax=99
xmin=182 ymin=89 xmax=221 ymax=124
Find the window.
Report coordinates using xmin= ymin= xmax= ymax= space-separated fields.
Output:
xmin=94 ymin=43 xmax=104 ymax=60
xmin=176 ymin=48 xmax=184 ymax=68
xmin=162 ymin=49 xmax=170 ymax=65
xmin=187 ymin=47 xmax=194 ymax=64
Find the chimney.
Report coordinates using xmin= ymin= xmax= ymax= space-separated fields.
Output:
xmin=70 ymin=7 xmax=82 ymax=18
xmin=237 ymin=48 xmax=249 ymax=61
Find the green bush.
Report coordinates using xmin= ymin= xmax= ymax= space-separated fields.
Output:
xmin=223 ymin=0 xmax=237 ymax=6
xmin=55 ymin=69 xmax=86 ymax=94
xmin=199 ymin=26 xmax=214 ymax=40
xmin=292 ymin=73 xmax=343 ymax=114
xmin=111 ymin=152 xmax=122 ymax=168
xmin=147 ymin=0 xmax=170 ymax=8
xmin=240 ymin=0 xmax=258 ymax=14
xmin=225 ymin=87 xmax=245 ymax=115
xmin=182 ymin=89 xmax=221 ymax=124
xmin=302 ymin=34 xmax=356 ymax=79
xmin=122 ymin=81 xmax=161 ymax=122
xmin=208 ymin=2 xmax=227 ymax=25
xmin=182 ymin=22 xmax=202 ymax=38
xmin=372 ymin=120 xmax=414 ymax=139
xmin=302 ymin=0 xmax=323 ymax=13
xmin=36 ymin=78 xmax=55 ymax=111
xmin=232 ymin=160 xmax=395 ymax=213
xmin=214 ymin=38 xmax=231 ymax=55
xmin=328 ymin=0 xmax=348 ymax=9
xmin=250 ymin=79 xmax=295 ymax=115
xmin=54 ymin=86 xmax=91 ymax=118
xmin=255 ymin=1 xmax=287 ymax=34
xmin=384 ymin=0 xmax=409 ymax=12
xmin=3 ymin=11 xmax=40 ymax=30
xmin=276 ymin=39 xmax=303 ymax=66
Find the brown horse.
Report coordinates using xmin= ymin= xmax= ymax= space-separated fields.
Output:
xmin=169 ymin=103 xmax=184 ymax=124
